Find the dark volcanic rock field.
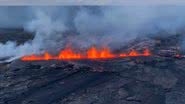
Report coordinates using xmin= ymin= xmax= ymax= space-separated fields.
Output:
xmin=1 ymin=30 xmax=185 ymax=104
xmin=1 ymin=56 xmax=185 ymax=104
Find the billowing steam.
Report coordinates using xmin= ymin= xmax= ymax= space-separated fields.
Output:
xmin=0 ymin=6 xmax=185 ymax=61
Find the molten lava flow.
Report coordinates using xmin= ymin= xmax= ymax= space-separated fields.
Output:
xmin=87 ymin=47 xmax=98 ymax=59
xmin=21 ymin=54 xmax=43 ymax=61
xmin=87 ymin=47 xmax=115 ymax=59
xmin=44 ymin=52 xmax=52 ymax=60
xmin=143 ymin=49 xmax=151 ymax=56
xmin=120 ymin=49 xmax=151 ymax=57
xmin=21 ymin=47 xmax=151 ymax=61
xmin=21 ymin=52 xmax=53 ymax=61
xmin=128 ymin=50 xmax=140 ymax=56
xmin=100 ymin=47 xmax=115 ymax=58
xmin=59 ymin=48 xmax=82 ymax=59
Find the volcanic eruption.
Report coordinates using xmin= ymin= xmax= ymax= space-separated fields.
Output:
xmin=2 ymin=6 xmax=185 ymax=104
xmin=21 ymin=46 xmax=151 ymax=61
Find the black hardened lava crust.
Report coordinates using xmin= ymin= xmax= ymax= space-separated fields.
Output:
xmin=1 ymin=56 xmax=185 ymax=104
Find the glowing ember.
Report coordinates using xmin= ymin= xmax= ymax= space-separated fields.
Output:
xmin=21 ymin=46 xmax=151 ymax=61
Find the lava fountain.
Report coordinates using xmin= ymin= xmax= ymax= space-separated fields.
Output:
xmin=21 ymin=46 xmax=151 ymax=61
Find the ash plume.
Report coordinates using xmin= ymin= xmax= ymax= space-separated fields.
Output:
xmin=0 ymin=6 xmax=185 ymax=61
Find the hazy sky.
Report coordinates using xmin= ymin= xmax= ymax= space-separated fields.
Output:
xmin=1 ymin=6 xmax=185 ymax=29
xmin=1 ymin=0 xmax=185 ymax=5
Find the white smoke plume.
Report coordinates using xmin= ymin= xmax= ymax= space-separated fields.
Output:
xmin=0 ymin=6 xmax=185 ymax=61
xmin=0 ymin=7 xmax=67 ymax=61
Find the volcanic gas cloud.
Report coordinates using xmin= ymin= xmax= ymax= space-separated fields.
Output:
xmin=21 ymin=46 xmax=151 ymax=61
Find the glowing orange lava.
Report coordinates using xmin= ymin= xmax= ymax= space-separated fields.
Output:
xmin=21 ymin=46 xmax=151 ymax=61
xmin=58 ymin=47 xmax=82 ymax=59
xmin=87 ymin=47 xmax=115 ymax=59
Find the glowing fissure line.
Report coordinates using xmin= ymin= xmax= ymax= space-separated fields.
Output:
xmin=21 ymin=46 xmax=151 ymax=61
